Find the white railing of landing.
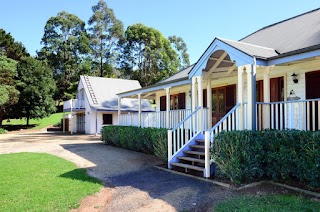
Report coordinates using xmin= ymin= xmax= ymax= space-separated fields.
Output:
xmin=256 ymin=98 xmax=320 ymax=131
xmin=204 ymin=103 xmax=241 ymax=178
xmin=119 ymin=108 xmax=209 ymax=129
xmin=63 ymin=99 xmax=85 ymax=110
xmin=167 ymin=106 xmax=202 ymax=162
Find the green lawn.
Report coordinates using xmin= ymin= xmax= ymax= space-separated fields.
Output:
xmin=3 ymin=112 xmax=64 ymax=131
xmin=0 ymin=153 xmax=102 ymax=212
xmin=214 ymin=194 xmax=320 ymax=212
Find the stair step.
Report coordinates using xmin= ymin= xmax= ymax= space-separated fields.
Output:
xmin=184 ymin=150 xmax=205 ymax=156
xmin=170 ymin=162 xmax=204 ymax=172
xmin=177 ymin=156 xmax=205 ymax=163
xmin=195 ymin=139 xmax=205 ymax=143
xmin=190 ymin=145 xmax=205 ymax=149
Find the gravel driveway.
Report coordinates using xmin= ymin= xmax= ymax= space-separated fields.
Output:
xmin=0 ymin=131 xmax=236 ymax=211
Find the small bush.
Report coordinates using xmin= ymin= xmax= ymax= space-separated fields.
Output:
xmin=211 ymin=130 xmax=320 ymax=187
xmin=0 ymin=128 xmax=7 ymax=134
xmin=101 ymin=126 xmax=168 ymax=161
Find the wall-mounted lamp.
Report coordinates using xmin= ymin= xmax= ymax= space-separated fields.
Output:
xmin=291 ymin=73 xmax=298 ymax=83
xmin=287 ymin=90 xmax=300 ymax=101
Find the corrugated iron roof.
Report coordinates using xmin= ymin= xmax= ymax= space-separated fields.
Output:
xmin=240 ymin=8 xmax=320 ymax=55
xmin=80 ymin=76 xmax=154 ymax=111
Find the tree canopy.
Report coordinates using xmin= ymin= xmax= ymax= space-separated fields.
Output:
xmin=120 ymin=23 xmax=182 ymax=86
xmin=39 ymin=11 xmax=91 ymax=103
xmin=16 ymin=57 xmax=56 ymax=126
xmin=0 ymin=29 xmax=29 ymax=61
xmin=0 ymin=55 xmax=19 ymax=127
xmin=88 ymin=0 xmax=124 ymax=77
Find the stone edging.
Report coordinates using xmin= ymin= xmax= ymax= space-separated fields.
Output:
xmin=154 ymin=165 xmax=320 ymax=198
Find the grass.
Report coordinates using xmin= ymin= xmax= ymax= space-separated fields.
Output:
xmin=2 ymin=112 xmax=64 ymax=131
xmin=0 ymin=128 xmax=7 ymax=134
xmin=0 ymin=153 xmax=103 ymax=212
xmin=214 ymin=195 xmax=320 ymax=212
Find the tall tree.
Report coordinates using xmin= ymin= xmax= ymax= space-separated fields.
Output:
xmin=120 ymin=24 xmax=180 ymax=86
xmin=16 ymin=57 xmax=56 ymax=126
xmin=39 ymin=11 xmax=91 ymax=103
xmin=0 ymin=29 xmax=29 ymax=60
xmin=0 ymin=55 xmax=19 ymax=127
xmin=168 ymin=35 xmax=190 ymax=69
xmin=88 ymin=0 xmax=124 ymax=77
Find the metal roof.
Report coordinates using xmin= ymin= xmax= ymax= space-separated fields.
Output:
xmin=80 ymin=76 xmax=154 ymax=111
xmin=158 ymin=64 xmax=194 ymax=84
xmin=240 ymin=8 xmax=320 ymax=55
xmin=219 ymin=38 xmax=279 ymax=59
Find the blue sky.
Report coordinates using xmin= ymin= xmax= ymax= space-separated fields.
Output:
xmin=1 ymin=0 xmax=319 ymax=63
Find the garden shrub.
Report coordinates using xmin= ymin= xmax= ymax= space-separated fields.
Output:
xmin=101 ymin=126 xmax=168 ymax=161
xmin=211 ymin=130 xmax=320 ymax=187
xmin=0 ymin=128 xmax=7 ymax=134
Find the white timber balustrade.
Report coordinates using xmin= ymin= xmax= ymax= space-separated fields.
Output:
xmin=63 ymin=99 xmax=85 ymax=110
xmin=256 ymin=98 xmax=320 ymax=131
xmin=168 ymin=107 xmax=201 ymax=162
xmin=204 ymin=103 xmax=241 ymax=178
xmin=120 ymin=109 xmax=198 ymax=129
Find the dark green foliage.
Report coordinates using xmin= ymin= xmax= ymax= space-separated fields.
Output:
xmin=16 ymin=57 xmax=56 ymax=126
xmin=212 ymin=130 xmax=320 ymax=187
xmin=0 ymin=56 xmax=19 ymax=127
xmin=39 ymin=11 xmax=91 ymax=102
xmin=0 ymin=29 xmax=29 ymax=61
xmin=120 ymin=23 xmax=181 ymax=86
xmin=101 ymin=126 xmax=168 ymax=161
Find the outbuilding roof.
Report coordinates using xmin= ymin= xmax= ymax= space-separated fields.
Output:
xmin=80 ymin=75 xmax=154 ymax=111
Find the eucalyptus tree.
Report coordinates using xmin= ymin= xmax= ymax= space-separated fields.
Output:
xmin=120 ymin=24 xmax=181 ymax=86
xmin=0 ymin=29 xmax=29 ymax=60
xmin=169 ymin=35 xmax=190 ymax=69
xmin=39 ymin=11 xmax=91 ymax=102
xmin=88 ymin=0 xmax=124 ymax=77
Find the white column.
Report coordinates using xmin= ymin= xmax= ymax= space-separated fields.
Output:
xmin=198 ymin=75 xmax=203 ymax=131
xmin=207 ymin=75 xmax=212 ymax=130
xmin=118 ymin=97 xmax=121 ymax=126
xmin=95 ymin=109 xmax=98 ymax=136
xmin=237 ymin=66 xmax=244 ymax=130
xmin=165 ymin=88 xmax=170 ymax=128
xmin=246 ymin=65 xmax=253 ymax=130
xmin=191 ymin=77 xmax=197 ymax=111
xmin=263 ymin=67 xmax=271 ymax=129
xmin=138 ymin=94 xmax=142 ymax=127
xmin=70 ymin=101 xmax=73 ymax=134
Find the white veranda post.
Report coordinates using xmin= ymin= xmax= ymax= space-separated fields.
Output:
xmin=263 ymin=67 xmax=271 ymax=129
xmin=118 ymin=97 xmax=121 ymax=126
xmin=237 ymin=66 xmax=245 ymax=130
xmin=138 ymin=94 xmax=141 ymax=127
xmin=197 ymin=75 xmax=203 ymax=131
xmin=206 ymin=74 xmax=212 ymax=130
xmin=165 ymin=87 xmax=170 ymax=128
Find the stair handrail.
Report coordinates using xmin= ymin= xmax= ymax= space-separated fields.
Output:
xmin=204 ymin=103 xmax=241 ymax=177
xmin=168 ymin=106 xmax=202 ymax=162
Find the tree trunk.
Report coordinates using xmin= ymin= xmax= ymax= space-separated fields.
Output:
xmin=26 ymin=116 xmax=30 ymax=127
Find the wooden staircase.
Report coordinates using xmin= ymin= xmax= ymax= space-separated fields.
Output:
xmin=170 ymin=138 xmax=206 ymax=175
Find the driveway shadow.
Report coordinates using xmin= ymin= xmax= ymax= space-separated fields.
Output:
xmin=60 ymin=142 xmax=235 ymax=211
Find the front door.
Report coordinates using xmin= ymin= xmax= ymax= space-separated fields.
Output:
xmin=77 ymin=113 xmax=85 ymax=134
xmin=204 ymin=85 xmax=236 ymax=126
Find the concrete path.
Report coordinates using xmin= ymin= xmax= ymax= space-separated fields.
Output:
xmin=0 ymin=132 xmax=236 ymax=211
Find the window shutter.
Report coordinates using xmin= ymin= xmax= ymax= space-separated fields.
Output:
xmin=160 ymin=96 xmax=166 ymax=111
xmin=178 ymin=93 xmax=186 ymax=109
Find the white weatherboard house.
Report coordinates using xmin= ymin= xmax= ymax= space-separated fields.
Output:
xmin=63 ymin=75 xmax=154 ymax=134
xmin=117 ymin=8 xmax=320 ymax=178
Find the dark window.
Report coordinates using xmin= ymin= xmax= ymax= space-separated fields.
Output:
xmin=103 ymin=114 xmax=113 ymax=125
xmin=160 ymin=93 xmax=185 ymax=111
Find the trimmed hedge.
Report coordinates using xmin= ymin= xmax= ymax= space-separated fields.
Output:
xmin=211 ymin=130 xmax=320 ymax=187
xmin=101 ymin=126 xmax=168 ymax=161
